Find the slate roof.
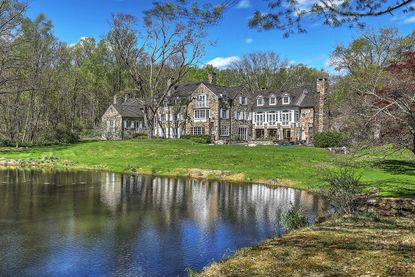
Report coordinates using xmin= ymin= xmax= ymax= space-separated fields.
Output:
xmin=169 ymin=82 xmax=244 ymax=100
xmin=253 ymin=86 xmax=318 ymax=109
xmin=112 ymin=99 xmax=144 ymax=118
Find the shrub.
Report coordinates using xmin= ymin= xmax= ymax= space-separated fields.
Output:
xmin=314 ymin=131 xmax=346 ymax=148
xmin=280 ymin=206 xmax=308 ymax=232
xmin=80 ymin=129 xmax=94 ymax=137
xmin=132 ymin=133 xmax=148 ymax=139
xmin=181 ymin=134 xmax=211 ymax=144
xmin=324 ymin=168 xmax=362 ymax=215
xmin=0 ymin=139 xmax=12 ymax=147
xmin=54 ymin=128 xmax=79 ymax=144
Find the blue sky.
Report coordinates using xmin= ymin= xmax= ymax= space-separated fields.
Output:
xmin=27 ymin=0 xmax=415 ymax=72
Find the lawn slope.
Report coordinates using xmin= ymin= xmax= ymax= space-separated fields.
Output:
xmin=0 ymin=140 xmax=414 ymax=197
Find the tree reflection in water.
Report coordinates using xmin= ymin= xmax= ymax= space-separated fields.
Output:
xmin=0 ymin=169 xmax=324 ymax=276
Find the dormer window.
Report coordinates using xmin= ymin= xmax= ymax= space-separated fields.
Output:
xmin=239 ymin=96 xmax=247 ymax=105
xmin=282 ymin=94 xmax=290 ymax=105
xmin=269 ymin=95 xmax=277 ymax=105
xmin=257 ymin=96 xmax=264 ymax=106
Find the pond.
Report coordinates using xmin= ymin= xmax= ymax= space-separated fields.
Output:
xmin=0 ymin=169 xmax=324 ymax=276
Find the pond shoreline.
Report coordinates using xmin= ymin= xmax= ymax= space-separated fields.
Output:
xmin=0 ymin=157 xmax=320 ymax=194
xmin=199 ymin=214 xmax=415 ymax=276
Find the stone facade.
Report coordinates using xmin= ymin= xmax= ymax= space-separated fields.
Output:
xmin=186 ymin=84 xmax=221 ymax=139
xmin=156 ymin=82 xmax=253 ymax=142
xmin=251 ymin=88 xmax=319 ymax=144
xmin=102 ymin=74 xmax=326 ymax=144
xmin=101 ymin=105 xmax=124 ymax=140
xmin=101 ymin=96 xmax=146 ymax=140
xmin=316 ymin=78 xmax=327 ymax=132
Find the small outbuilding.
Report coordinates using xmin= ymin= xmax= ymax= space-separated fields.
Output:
xmin=101 ymin=94 xmax=146 ymax=140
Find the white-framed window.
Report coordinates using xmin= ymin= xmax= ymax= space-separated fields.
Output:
xmin=267 ymin=112 xmax=277 ymax=125
xmin=239 ymin=127 xmax=248 ymax=141
xmin=160 ymin=114 xmax=166 ymax=122
xmin=191 ymin=127 xmax=205 ymax=135
xmin=237 ymin=112 xmax=244 ymax=120
xmin=195 ymin=94 xmax=208 ymax=108
xmin=257 ymin=96 xmax=264 ymax=106
xmin=131 ymin=121 xmax=135 ymax=128
xmin=281 ymin=110 xmax=291 ymax=126
xmin=239 ymin=96 xmax=247 ymax=105
xmin=220 ymin=125 xmax=230 ymax=136
xmin=282 ymin=95 xmax=290 ymax=105
xmin=220 ymin=109 xmax=229 ymax=119
xmin=255 ymin=112 xmax=264 ymax=124
xmin=269 ymin=95 xmax=277 ymax=105
xmin=244 ymin=112 xmax=252 ymax=121
xmin=194 ymin=109 xmax=209 ymax=120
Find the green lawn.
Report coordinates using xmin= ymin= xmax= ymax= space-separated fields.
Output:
xmin=0 ymin=139 xmax=414 ymax=198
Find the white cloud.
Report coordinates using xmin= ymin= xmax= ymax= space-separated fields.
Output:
xmin=404 ymin=16 xmax=415 ymax=24
xmin=205 ymin=56 xmax=240 ymax=68
xmin=237 ymin=0 xmax=251 ymax=9
xmin=245 ymin=38 xmax=253 ymax=44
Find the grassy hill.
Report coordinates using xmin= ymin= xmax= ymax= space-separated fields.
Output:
xmin=0 ymin=139 xmax=414 ymax=198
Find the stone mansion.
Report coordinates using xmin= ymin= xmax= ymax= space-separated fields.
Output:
xmin=101 ymin=73 xmax=327 ymax=144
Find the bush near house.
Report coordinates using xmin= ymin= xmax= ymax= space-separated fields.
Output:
xmin=181 ymin=135 xmax=211 ymax=144
xmin=314 ymin=131 xmax=346 ymax=148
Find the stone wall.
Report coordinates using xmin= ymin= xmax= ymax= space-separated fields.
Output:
xmin=101 ymin=105 xmax=123 ymax=140
xmin=316 ymin=78 xmax=327 ymax=133
xmin=186 ymin=84 xmax=220 ymax=138
xmin=298 ymin=108 xmax=315 ymax=143
xmin=357 ymin=198 xmax=415 ymax=218
xmin=218 ymin=90 xmax=253 ymax=141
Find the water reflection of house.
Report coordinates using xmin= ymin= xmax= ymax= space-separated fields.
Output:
xmin=100 ymin=173 xmax=122 ymax=212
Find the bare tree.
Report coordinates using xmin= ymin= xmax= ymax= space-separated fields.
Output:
xmin=231 ymin=51 xmax=325 ymax=93
xmin=107 ymin=1 xmax=223 ymax=138
xmin=0 ymin=0 xmax=26 ymax=94
xmin=240 ymin=0 xmax=415 ymax=36
xmin=330 ymin=28 xmax=415 ymax=74
xmin=231 ymin=51 xmax=288 ymax=93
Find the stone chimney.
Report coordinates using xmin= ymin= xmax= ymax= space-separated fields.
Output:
xmin=208 ymin=72 xmax=217 ymax=84
xmin=316 ymin=78 xmax=327 ymax=132
xmin=113 ymin=95 xmax=117 ymax=105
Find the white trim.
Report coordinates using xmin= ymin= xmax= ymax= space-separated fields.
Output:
xmin=257 ymin=96 xmax=264 ymax=106
xmin=269 ymin=95 xmax=277 ymax=106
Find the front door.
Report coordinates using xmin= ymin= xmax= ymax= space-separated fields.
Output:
xmin=283 ymin=128 xmax=291 ymax=141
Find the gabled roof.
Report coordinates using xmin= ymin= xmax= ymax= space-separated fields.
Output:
xmin=112 ymin=99 xmax=144 ymax=118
